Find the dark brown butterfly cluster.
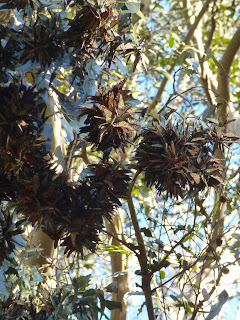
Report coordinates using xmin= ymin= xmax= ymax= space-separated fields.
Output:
xmin=17 ymin=2 xmax=128 ymax=70
xmin=0 ymin=297 xmax=49 ymax=319
xmin=0 ymin=82 xmax=132 ymax=258
xmin=20 ymin=15 xmax=64 ymax=68
xmin=0 ymin=26 xmax=20 ymax=83
xmin=57 ymin=160 xmax=131 ymax=256
xmin=134 ymin=116 xmax=237 ymax=198
xmin=86 ymin=160 xmax=131 ymax=204
xmin=0 ymin=209 xmax=24 ymax=265
xmin=17 ymin=168 xmax=117 ymax=257
xmin=0 ymin=83 xmax=45 ymax=179
xmin=0 ymin=0 xmax=31 ymax=10
xmin=79 ymin=80 xmax=140 ymax=152
xmin=0 ymin=0 xmax=141 ymax=259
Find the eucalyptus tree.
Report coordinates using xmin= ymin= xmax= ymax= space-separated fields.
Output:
xmin=0 ymin=1 xmax=240 ymax=320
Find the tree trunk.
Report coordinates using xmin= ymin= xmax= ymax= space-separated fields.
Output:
xmin=105 ymin=211 xmax=129 ymax=320
xmin=28 ymin=103 xmax=62 ymax=270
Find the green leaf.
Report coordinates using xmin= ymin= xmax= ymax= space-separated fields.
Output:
xmin=202 ymin=288 xmax=210 ymax=301
xmin=125 ymin=2 xmax=140 ymax=13
xmin=144 ymin=205 xmax=150 ymax=215
xmin=137 ymin=302 xmax=145 ymax=315
xmin=125 ymin=98 xmax=141 ymax=106
xmin=170 ymin=294 xmax=180 ymax=302
xmin=183 ymin=233 xmax=194 ymax=243
xmin=201 ymin=105 xmax=217 ymax=122
xmin=160 ymin=260 xmax=171 ymax=268
xmin=206 ymin=255 xmax=214 ymax=260
xmin=205 ymin=290 xmax=228 ymax=320
xmin=105 ymin=281 xmax=118 ymax=293
xmin=156 ymin=67 xmax=173 ymax=83
xmin=160 ymin=270 xmax=165 ymax=279
xmin=169 ymin=35 xmax=174 ymax=48
xmin=148 ymin=250 xmax=156 ymax=258
xmin=76 ymin=274 xmax=92 ymax=290
xmin=105 ymin=300 xmax=122 ymax=311
xmin=55 ymin=145 xmax=67 ymax=172
xmin=128 ymin=291 xmax=145 ymax=296
xmin=0 ymin=269 xmax=9 ymax=298
xmin=179 ymin=51 xmax=191 ymax=64
xmin=104 ymin=245 xmax=130 ymax=254
xmin=131 ymin=188 xmax=139 ymax=196
xmin=231 ymin=233 xmax=240 ymax=239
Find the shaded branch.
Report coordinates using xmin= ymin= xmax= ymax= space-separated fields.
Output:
xmin=127 ymin=195 xmax=155 ymax=320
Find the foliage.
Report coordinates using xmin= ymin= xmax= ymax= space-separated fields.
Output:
xmin=0 ymin=0 xmax=240 ymax=320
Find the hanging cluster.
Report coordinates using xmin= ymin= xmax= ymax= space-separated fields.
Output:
xmin=0 ymin=0 xmax=140 ymax=260
xmin=79 ymin=80 xmax=140 ymax=151
xmin=0 ymin=26 xmax=19 ymax=83
xmin=134 ymin=116 xmax=237 ymax=198
xmin=63 ymin=5 xmax=103 ymax=50
xmin=0 ymin=83 xmax=45 ymax=178
xmin=0 ymin=81 xmax=131 ymax=257
xmin=0 ymin=0 xmax=31 ymax=10
xmin=20 ymin=15 xmax=63 ymax=68
xmin=86 ymin=160 xmax=131 ymax=203
xmin=17 ymin=169 xmax=116 ymax=256
xmin=58 ymin=160 xmax=131 ymax=256
xmin=0 ymin=209 xmax=24 ymax=265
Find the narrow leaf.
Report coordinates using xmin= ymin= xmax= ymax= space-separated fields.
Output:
xmin=105 ymin=300 xmax=122 ymax=311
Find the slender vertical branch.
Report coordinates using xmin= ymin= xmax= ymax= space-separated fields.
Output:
xmin=148 ymin=0 xmax=213 ymax=113
xmin=127 ymin=195 xmax=155 ymax=320
xmin=212 ymin=26 xmax=240 ymax=244
xmin=106 ymin=211 xmax=129 ymax=320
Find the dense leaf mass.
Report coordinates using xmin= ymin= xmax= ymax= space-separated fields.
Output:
xmin=0 ymin=0 xmax=31 ymax=10
xmin=134 ymin=116 xmax=236 ymax=198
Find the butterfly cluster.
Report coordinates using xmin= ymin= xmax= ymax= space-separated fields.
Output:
xmin=134 ymin=116 xmax=236 ymax=198
xmin=79 ymin=80 xmax=140 ymax=152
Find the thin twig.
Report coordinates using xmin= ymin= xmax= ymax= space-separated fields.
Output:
xmin=148 ymin=0 xmax=213 ymax=113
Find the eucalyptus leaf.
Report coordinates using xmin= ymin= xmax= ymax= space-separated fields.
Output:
xmin=105 ymin=300 xmax=122 ymax=311
xmin=125 ymin=2 xmax=140 ymax=13
xmin=201 ymin=105 xmax=217 ymax=122
xmin=0 ymin=269 xmax=9 ymax=298
xmin=205 ymin=290 xmax=228 ymax=320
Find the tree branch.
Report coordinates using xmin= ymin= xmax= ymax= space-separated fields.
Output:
xmin=212 ymin=26 xmax=240 ymax=244
xmin=217 ymin=25 xmax=240 ymax=121
xmin=127 ymin=195 xmax=155 ymax=320
xmin=148 ymin=0 xmax=213 ymax=113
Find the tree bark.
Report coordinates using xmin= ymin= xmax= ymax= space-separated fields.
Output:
xmin=213 ymin=26 xmax=240 ymax=245
xmin=191 ymin=25 xmax=240 ymax=320
xmin=105 ymin=211 xmax=129 ymax=320
xmin=28 ymin=104 xmax=61 ymax=269
xmin=127 ymin=195 xmax=155 ymax=320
